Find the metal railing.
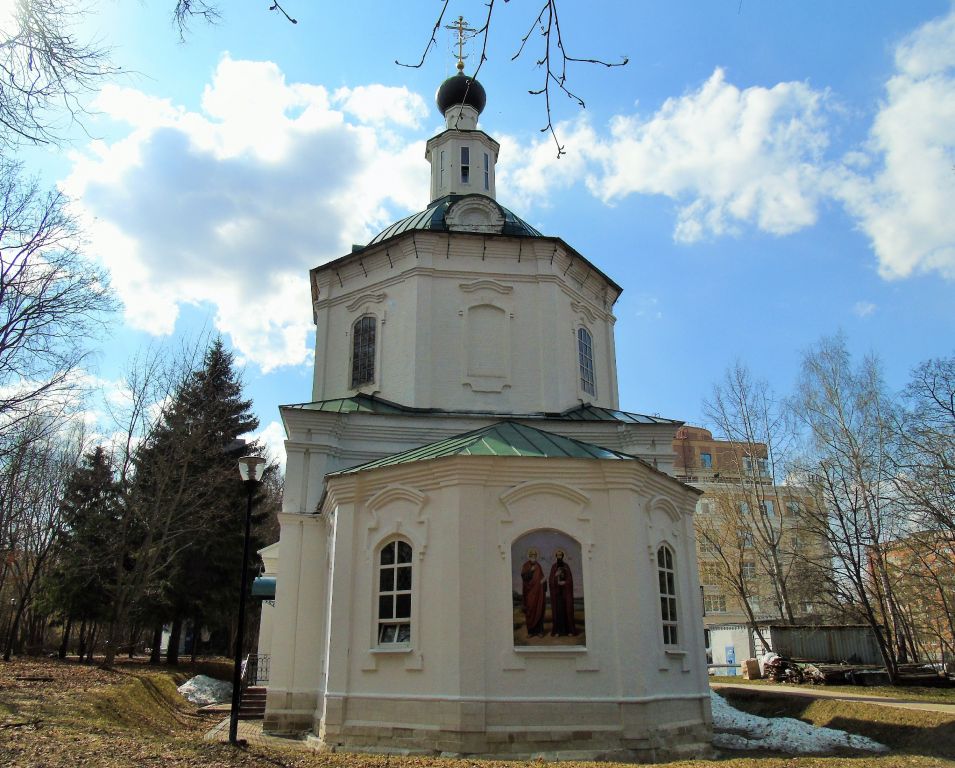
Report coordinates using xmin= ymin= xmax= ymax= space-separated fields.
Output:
xmin=243 ymin=653 xmax=270 ymax=685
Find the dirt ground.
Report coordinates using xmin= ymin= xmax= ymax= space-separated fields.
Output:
xmin=1 ymin=656 xmax=954 ymax=767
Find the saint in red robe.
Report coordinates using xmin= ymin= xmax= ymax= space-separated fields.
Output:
xmin=520 ymin=559 xmax=547 ymax=637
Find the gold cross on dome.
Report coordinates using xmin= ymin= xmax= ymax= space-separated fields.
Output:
xmin=445 ymin=15 xmax=476 ymax=72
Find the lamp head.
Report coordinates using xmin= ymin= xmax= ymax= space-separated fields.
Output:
xmin=237 ymin=455 xmax=266 ymax=483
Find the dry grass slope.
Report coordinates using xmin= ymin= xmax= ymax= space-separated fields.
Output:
xmin=716 ymin=676 xmax=955 ymax=705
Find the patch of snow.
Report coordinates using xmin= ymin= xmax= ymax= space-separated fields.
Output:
xmin=710 ymin=690 xmax=888 ymax=754
xmin=177 ymin=674 xmax=232 ymax=706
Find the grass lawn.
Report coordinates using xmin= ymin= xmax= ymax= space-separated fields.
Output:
xmin=713 ymin=675 xmax=955 ymax=704
xmin=0 ymin=657 xmax=953 ymax=767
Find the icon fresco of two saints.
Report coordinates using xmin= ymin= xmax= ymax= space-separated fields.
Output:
xmin=511 ymin=529 xmax=585 ymax=647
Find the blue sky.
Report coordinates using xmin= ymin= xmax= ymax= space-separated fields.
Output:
xmin=9 ymin=2 xmax=955 ymax=467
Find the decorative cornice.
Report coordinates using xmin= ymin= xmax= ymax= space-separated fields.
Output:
xmin=499 ymin=480 xmax=591 ymax=509
xmin=366 ymin=484 xmax=427 ymax=512
xmin=345 ymin=292 xmax=386 ymax=312
xmin=571 ymin=300 xmax=598 ymax=323
xmin=459 ymin=279 xmax=514 ymax=295
xmin=648 ymin=494 xmax=683 ymax=523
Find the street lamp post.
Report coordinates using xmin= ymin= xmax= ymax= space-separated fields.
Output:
xmin=229 ymin=454 xmax=266 ymax=745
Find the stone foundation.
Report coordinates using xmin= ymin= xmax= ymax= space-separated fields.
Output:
xmin=262 ymin=688 xmax=317 ymax=735
xmin=300 ymin=694 xmax=713 ymax=761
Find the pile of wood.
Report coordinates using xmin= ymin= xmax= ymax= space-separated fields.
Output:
xmin=762 ymin=656 xmax=806 ymax=683
xmin=775 ymin=660 xmax=954 ymax=687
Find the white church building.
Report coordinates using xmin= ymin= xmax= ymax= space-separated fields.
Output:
xmin=261 ymin=66 xmax=713 ymax=760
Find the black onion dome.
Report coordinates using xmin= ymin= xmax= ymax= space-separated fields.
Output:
xmin=435 ymin=73 xmax=486 ymax=116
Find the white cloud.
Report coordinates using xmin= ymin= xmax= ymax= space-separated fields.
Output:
xmin=65 ymin=56 xmax=430 ymax=372
xmin=495 ymin=122 xmax=596 ymax=212
xmin=503 ymin=17 xmax=955 ymax=284
xmin=503 ymin=68 xmax=831 ymax=243
xmin=251 ymin=420 xmax=287 ymax=474
xmin=632 ymin=294 xmax=663 ymax=320
xmin=853 ymin=301 xmax=876 ymax=318
xmin=332 ymin=85 xmax=428 ymax=128
xmin=834 ymin=9 xmax=955 ymax=280
xmin=592 ymin=70 xmax=830 ymax=242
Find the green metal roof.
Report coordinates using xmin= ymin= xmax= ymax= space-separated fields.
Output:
xmin=283 ymin=394 xmax=680 ymax=425
xmin=328 ymin=421 xmax=637 ymax=476
xmin=556 ymin=404 xmax=678 ymax=425
xmin=285 ymin=394 xmax=408 ymax=415
xmin=366 ymin=194 xmax=543 ymax=247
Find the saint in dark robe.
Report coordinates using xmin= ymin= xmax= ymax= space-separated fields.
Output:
xmin=548 ymin=549 xmax=577 ymax=636
xmin=520 ymin=548 xmax=547 ymax=637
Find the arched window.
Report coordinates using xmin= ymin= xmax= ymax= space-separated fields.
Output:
xmin=351 ymin=316 xmax=376 ymax=388
xmin=377 ymin=539 xmax=412 ymax=645
xmin=577 ymin=327 xmax=596 ymax=396
xmin=657 ymin=544 xmax=678 ymax=646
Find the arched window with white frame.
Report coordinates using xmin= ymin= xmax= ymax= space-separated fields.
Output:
xmin=351 ymin=315 xmax=376 ymax=388
xmin=377 ymin=538 xmax=412 ymax=645
xmin=657 ymin=544 xmax=679 ymax=646
xmin=577 ymin=327 xmax=596 ymax=396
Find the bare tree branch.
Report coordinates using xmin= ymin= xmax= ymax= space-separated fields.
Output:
xmin=268 ymin=3 xmax=297 ymax=26
xmin=0 ymin=0 xmax=117 ymax=149
xmin=0 ymin=160 xmax=116 ymax=457
xmin=173 ymin=1 xmax=297 ymax=38
xmin=396 ymin=0 xmax=452 ymax=69
xmin=399 ymin=1 xmax=628 ymax=157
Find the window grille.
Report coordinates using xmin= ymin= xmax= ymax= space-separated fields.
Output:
xmin=377 ymin=540 xmax=412 ymax=644
xmin=700 ymin=562 xmax=720 ymax=585
xmin=658 ymin=545 xmax=678 ymax=645
xmin=704 ymin=594 xmax=727 ymax=613
xmin=351 ymin=316 xmax=376 ymax=388
xmin=577 ymin=327 xmax=596 ymax=396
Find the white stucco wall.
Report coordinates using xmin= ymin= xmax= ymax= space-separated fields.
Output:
xmin=311 ymin=232 xmax=621 ymax=415
xmin=254 ymin=542 xmax=281 ymax=662
xmin=426 ymin=128 xmax=499 ymax=201
xmin=266 ymin=454 xmax=711 ymax=758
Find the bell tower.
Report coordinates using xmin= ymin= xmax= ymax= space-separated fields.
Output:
xmin=426 ymin=17 xmax=499 ymax=202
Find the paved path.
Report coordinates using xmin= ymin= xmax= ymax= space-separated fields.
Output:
xmin=204 ymin=716 xmax=310 ymax=749
xmin=712 ymin=682 xmax=955 ymax=715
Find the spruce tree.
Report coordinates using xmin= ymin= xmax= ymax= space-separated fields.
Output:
xmin=141 ymin=338 xmax=263 ymax=661
xmin=42 ymin=447 xmax=120 ymax=657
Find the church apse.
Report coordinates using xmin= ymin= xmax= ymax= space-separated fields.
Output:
xmin=511 ymin=529 xmax=585 ymax=647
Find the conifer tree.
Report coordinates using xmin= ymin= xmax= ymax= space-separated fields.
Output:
xmin=42 ymin=446 xmax=120 ymax=657
xmin=125 ymin=338 xmax=264 ymax=664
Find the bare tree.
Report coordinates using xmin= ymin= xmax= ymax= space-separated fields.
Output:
xmin=894 ymin=356 xmax=955 ymax=536
xmin=790 ymin=335 xmax=909 ymax=682
xmin=695 ymin=496 xmax=770 ymax=648
xmin=705 ymin=362 xmax=799 ymax=624
xmin=0 ymin=417 xmax=84 ymax=660
xmin=885 ymin=356 xmax=955 ymax=663
xmin=0 ymin=0 xmax=115 ymax=149
xmin=0 ymin=160 xmax=116 ymax=451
